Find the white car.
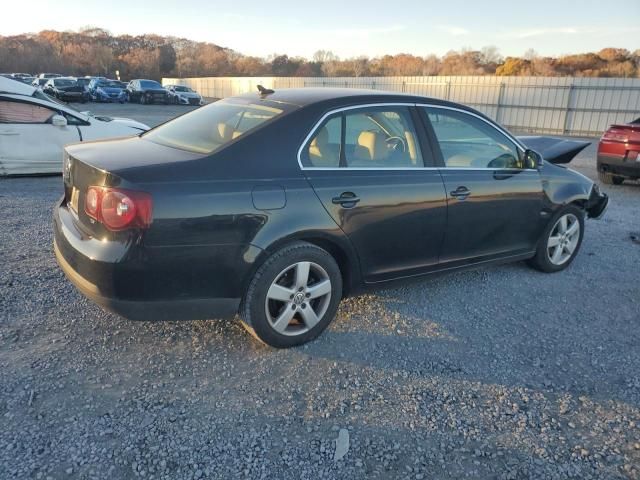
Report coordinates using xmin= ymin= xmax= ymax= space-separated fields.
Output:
xmin=0 ymin=77 xmax=149 ymax=175
xmin=164 ymin=85 xmax=205 ymax=106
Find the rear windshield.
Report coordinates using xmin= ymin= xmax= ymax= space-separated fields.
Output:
xmin=54 ymin=79 xmax=76 ymax=87
xmin=140 ymin=80 xmax=162 ymax=89
xmin=97 ymin=81 xmax=122 ymax=88
xmin=143 ymin=99 xmax=284 ymax=154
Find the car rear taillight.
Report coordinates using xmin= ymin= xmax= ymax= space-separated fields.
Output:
xmin=84 ymin=186 xmax=152 ymax=231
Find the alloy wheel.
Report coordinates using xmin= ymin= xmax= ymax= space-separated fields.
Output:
xmin=547 ymin=213 xmax=580 ymax=265
xmin=264 ymin=261 xmax=332 ymax=336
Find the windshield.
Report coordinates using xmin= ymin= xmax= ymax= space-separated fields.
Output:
xmin=173 ymin=86 xmax=192 ymax=92
xmin=97 ymin=80 xmax=122 ymax=89
xmin=76 ymin=78 xmax=90 ymax=86
xmin=143 ymin=99 xmax=283 ymax=154
xmin=54 ymin=79 xmax=76 ymax=87
xmin=140 ymin=80 xmax=162 ymax=89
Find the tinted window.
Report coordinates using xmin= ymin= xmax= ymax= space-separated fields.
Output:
xmin=303 ymin=106 xmax=423 ymax=168
xmin=0 ymin=100 xmax=55 ymax=123
xmin=425 ymin=107 xmax=522 ymax=169
xmin=143 ymin=99 xmax=283 ymax=154
xmin=307 ymin=116 xmax=341 ymax=167
xmin=140 ymin=80 xmax=162 ymax=89
xmin=54 ymin=79 xmax=75 ymax=87
xmin=97 ymin=80 xmax=122 ymax=88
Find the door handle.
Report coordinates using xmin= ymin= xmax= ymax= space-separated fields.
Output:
xmin=332 ymin=192 xmax=360 ymax=207
xmin=0 ymin=131 xmax=19 ymax=136
xmin=450 ymin=186 xmax=471 ymax=200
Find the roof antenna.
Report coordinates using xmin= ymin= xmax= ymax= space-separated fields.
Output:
xmin=257 ymin=84 xmax=274 ymax=95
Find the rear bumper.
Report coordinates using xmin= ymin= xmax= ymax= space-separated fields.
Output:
xmin=597 ymin=154 xmax=640 ymax=178
xmin=54 ymin=240 xmax=239 ymax=320
xmin=53 ymin=201 xmax=242 ymax=321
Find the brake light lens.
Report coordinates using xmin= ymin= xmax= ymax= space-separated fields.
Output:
xmin=84 ymin=186 xmax=152 ymax=231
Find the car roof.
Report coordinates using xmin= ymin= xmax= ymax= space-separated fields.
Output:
xmin=233 ymin=87 xmax=457 ymax=110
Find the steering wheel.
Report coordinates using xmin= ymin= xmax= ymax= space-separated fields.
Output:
xmin=385 ymin=136 xmax=406 ymax=153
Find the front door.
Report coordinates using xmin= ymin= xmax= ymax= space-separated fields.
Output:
xmin=301 ymin=105 xmax=448 ymax=283
xmin=420 ymin=106 xmax=544 ymax=264
xmin=0 ymin=98 xmax=80 ymax=175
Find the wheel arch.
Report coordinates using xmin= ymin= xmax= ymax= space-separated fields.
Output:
xmin=243 ymin=232 xmax=361 ymax=298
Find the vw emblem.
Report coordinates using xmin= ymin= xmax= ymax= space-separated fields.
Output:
xmin=293 ymin=292 xmax=305 ymax=305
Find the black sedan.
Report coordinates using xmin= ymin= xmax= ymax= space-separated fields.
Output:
xmin=43 ymin=77 xmax=89 ymax=103
xmin=126 ymin=79 xmax=169 ymax=104
xmin=54 ymin=88 xmax=608 ymax=348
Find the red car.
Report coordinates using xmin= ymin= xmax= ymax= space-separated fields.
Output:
xmin=597 ymin=117 xmax=640 ymax=184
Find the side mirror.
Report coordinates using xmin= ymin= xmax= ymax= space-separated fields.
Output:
xmin=524 ymin=149 xmax=543 ymax=169
xmin=51 ymin=114 xmax=68 ymax=127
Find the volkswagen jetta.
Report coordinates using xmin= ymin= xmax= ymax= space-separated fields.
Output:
xmin=53 ymin=88 xmax=608 ymax=348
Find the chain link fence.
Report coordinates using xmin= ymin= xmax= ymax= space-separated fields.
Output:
xmin=162 ymin=76 xmax=640 ymax=137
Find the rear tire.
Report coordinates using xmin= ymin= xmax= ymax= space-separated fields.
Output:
xmin=598 ymin=170 xmax=624 ymax=185
xmin=527 ymin=205 xmax=585 ymax=273
xmin=239 ymin=242 xmax=342 ymax=348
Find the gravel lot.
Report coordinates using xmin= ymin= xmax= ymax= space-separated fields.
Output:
xmin=1 ymin=104 xmax=639 ymax=480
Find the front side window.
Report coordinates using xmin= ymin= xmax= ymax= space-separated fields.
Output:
xmin=0 ymin=100 xmax=55 ymax=124
xmin=143 ymin=99 xmax=283 ymax=154
xmin=303 ymin=106 xmax=423 ymax=168
xmin=424 ymin=107 xmax=522 ymax=169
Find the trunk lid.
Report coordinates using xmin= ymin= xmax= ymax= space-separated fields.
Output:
xmin=602 ymin=121 xmax=640 ymax=145
xmin=63 ymin=136 xmax=205 ymax=235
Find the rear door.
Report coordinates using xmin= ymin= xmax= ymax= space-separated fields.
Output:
xmin=0 ymin=97 xmax=80 ymax=175
xmin=420 ymin=105 xmax=543 ymax=264
xmin=301 ymin=104 xmax=447 ymax=283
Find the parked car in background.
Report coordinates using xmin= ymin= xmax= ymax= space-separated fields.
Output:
xmin=75 ymin=77 xmax=92 ymax=94
xmin=165 ymin=84 xmax=205 ymax=105
xmin=43 ymin=77 xmax=89 ymax=103
xmin=53 ymin=88 xmax=608 ymax=348
xmin=0 ymin=79 xmax=149 ymax=175
xmin=597 ymin=117 xmax=640 ymax=185
xmin=126 ymin=79 xmax=169 ymax=104
xmin=38 ymin=73 xmax=63 ymax=79
xmin=32 ymin=78 xmax=48 ymax=88
xmin=89 ymin=78 xmax=128 ymax=103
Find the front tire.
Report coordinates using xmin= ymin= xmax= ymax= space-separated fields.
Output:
xmin=240 ymin=242 xmax=342 ymax=348
xmin=527 ymin=205 xmax=585 ymax=273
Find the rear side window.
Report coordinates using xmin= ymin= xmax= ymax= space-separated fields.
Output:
xmin=143 ymin=99 xmax=283 ymax=154
xmin=0 ymin=100 xmax=55 ymax=124
xmin=302 ymin=106 xmax=423 ymax=168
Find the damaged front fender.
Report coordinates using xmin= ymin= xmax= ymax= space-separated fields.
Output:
xmin=586 ymin=184 xmax=609 ymax=219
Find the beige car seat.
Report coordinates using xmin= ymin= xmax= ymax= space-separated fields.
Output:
xmin=308 ymin=126 xmax=339 ymax=167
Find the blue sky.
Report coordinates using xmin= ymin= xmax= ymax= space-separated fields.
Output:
xmin=5 ymin=0 xmax=640 ymax=59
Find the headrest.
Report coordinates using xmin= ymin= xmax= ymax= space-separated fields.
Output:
xmin=356 ymin=131 xmax=387 ymax=161
xmin=311 ymin=126 xmax=329 ymax=147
